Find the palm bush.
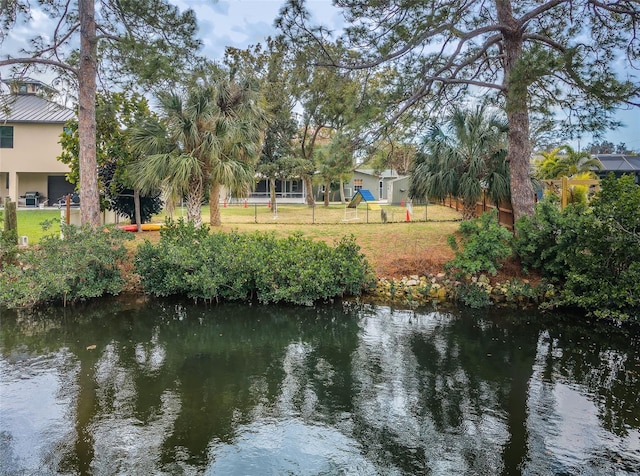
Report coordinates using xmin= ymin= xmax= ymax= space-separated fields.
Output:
xmin=410 ymin=105 xmax=510 ymax=219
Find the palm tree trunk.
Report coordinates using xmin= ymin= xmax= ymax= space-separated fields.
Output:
xmin=163 ymin=189 xmax=175 ymax=220
xmin=186 ymin=176 xmax=203 ymax=227
xmin=462 ymin=200 xmax=476 ymax=220
xmin=209 ymin=181 xmax=222 ymax=227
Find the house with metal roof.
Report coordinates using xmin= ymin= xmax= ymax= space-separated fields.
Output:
xmin=1 ymin=78 xmax=75 ymax=207
xmin=592 ymin=154 xmax=640 ymax=183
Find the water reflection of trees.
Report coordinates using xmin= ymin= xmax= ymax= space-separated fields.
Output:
xmin=348 ymin=307 xmax=542 ymax=475
xmin=537 ymin=319 xmax=640 ymax=436
xmin=1 ymin=302 xmax=639 ymax=474
xmin=0 ymin=300 xmax=362 ymax=473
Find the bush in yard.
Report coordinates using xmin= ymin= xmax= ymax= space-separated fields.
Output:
xmin=559 ymin=174 xmax=640 ymax=321
xmin=0 ymin=209 xmax=18 ymax=267
xmin=514 ymin=197 xmax=589 ymax=283
xmin=134 ymin=220 xmax=373 ymax=305
xmin=0 ymin=224 xmax=132 ymax=308
xmin=446 ymin=209 xmax=513 ymax=278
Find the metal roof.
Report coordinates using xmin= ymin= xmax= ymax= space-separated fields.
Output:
xmin=355 ymin=168 xmax=400 ymax=179
xmin=595 ymin=154 xmax=640 ymax=172
xmin=0 ymin=94 xmax=75 ymax=124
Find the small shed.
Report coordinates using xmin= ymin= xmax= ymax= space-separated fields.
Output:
xmin=344 ymin=189 xmax=380 ymax=221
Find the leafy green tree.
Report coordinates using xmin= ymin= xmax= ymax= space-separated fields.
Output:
xmin=561 ymin=174 xmax=640 ymax=321
xmin=587 ymin=140 xmax=637 ymax=155
xmin=514 ymin=196 xmax=587 ymax=282
xmin=278 ymin=0 xmax=640 ymax=222
xmin=315 ymin=132 xmax=355 ymax=206
xmin=226 ymin=39 xmax=300 ymax=209
xmin=369 ymin=133 xmax=418 ymax=176
xmin=130 ymin=73 xmax=266 ymax=227
xmin=58 ymin=92 xmax=162 ymax=225
xmin=206 ymin=74 xmax=266 ymax=226
xmin=1 ymin=0 xmax=200 ymax=225
xmin=291 ymin=43 xmax=378 ymax=206
xmin=410 ymin=105 xmax=510 ymax=219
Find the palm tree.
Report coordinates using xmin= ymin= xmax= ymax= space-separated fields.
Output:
xmin=534 ymin=147 xmax=563 ymax=180
xmin=534 ymin=144 xmax=601 ymax=179
xmin=410 ymin=105 xmax=509 ymax=219
xmin=129 ymin=89 xmax=211 ymax=226
xmin=130 ymin=76 xmax=266 ymax=227
xmin=206 ymin=77 xmax=266 ymax=226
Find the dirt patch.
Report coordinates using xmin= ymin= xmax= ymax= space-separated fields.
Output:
xmin=364 ymin=245 xmax=455 ymax=279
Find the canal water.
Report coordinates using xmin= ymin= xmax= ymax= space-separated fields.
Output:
xmin=0 ymin=299 xmax=638 ymax=475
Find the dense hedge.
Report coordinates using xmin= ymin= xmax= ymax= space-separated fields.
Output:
xmin=0 ymin=224 xmax=132 ymax=308
xmin=134 ymin=220 xmax=374 ymax=305
xmin=444 ymin=175 xmax=640 ymax=321
xmin=515 ymin=174 xmax=640 ymax=321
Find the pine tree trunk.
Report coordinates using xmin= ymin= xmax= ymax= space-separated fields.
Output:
xmin=186 ymin=176 xmax=203 ymax=227
xmin=78 ymin=0 xmax=101 ymax=226
xmin=496 ymin=0 xmax=535 ymax=223
xmin=209 ymin=181 xmax=221 ymax=227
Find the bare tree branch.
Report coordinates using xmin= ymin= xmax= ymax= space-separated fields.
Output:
xmin=0 ymin=56 xmax=78 ymax=74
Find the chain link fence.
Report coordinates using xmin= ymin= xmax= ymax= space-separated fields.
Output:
xmin=207 ymin=202 xmax=462 ymax=225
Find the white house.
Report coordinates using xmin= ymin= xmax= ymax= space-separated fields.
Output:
xmin=0 ymin=78 xmax=75 ymax=207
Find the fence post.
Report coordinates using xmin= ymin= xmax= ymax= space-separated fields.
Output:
xmin=312 ymin=205 xmax=315 ymax=224
xmin=254 ymin=204 xmax=257 ymax=224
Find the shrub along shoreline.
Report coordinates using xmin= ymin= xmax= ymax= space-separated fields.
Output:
xmin=1 ymin=174 xmax=639 ymax=323
xmin=0 ymin=219 xmax=374 ymax=309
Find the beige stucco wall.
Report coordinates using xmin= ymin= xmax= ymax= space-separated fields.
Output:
xmin=0 ymin=122 xmax=70 ymax=204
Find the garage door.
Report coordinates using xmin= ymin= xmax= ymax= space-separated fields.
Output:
xmin=47 ymin=175 xmax=75 ymax=206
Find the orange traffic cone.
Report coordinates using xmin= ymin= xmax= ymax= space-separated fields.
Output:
xmin=244 ymin=200 xmax=248 ymax=208
xmin=406 ymin=209 xmax=411 ymax=222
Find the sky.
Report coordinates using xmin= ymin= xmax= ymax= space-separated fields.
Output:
xmin=1 ymin=0 xmax=638 ymax=152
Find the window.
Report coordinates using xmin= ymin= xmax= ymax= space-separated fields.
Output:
xmin=0 ymin=126 xmax=13 ymax=148
xmin=354 ymin=179 xmax=363 ymax=191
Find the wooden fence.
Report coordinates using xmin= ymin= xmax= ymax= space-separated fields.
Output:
xmin=443 ymin=195 xmax=515 ymax=229
xmin=442 ymin=177 xmax=601 ymax=230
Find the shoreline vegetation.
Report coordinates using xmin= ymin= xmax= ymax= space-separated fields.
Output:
xmin=2 ymin=176 xmax=639 ymax=324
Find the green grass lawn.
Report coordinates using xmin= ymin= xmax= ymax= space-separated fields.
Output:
xmin=13 ymin=209 xmax=61 ymax=244
xmin=6 ymin=203 xmax=462 ymax=278
xmin=159 ymin=202 xmax=462 ymax=225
